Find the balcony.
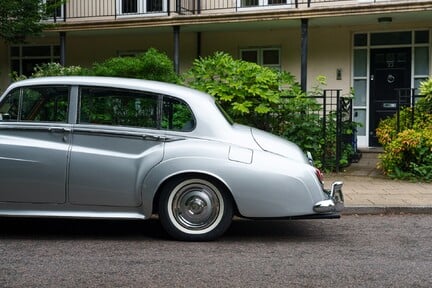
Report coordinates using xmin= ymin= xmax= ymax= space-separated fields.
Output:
xmin=48 ymin=0 xmax=432 ymax=22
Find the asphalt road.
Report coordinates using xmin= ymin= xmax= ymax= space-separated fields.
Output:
xmin=1 ymin=214 xmax=431 ymax=288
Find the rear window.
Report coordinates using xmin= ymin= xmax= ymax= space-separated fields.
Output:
xmin=79 ymin=86 xmax=195 ymax=131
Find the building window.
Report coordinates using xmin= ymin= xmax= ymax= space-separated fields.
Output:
xmin=10 ymin=45 xmax=60 ymax=77
xmin=240 ymin=48 xmax=281 ymax=70
xmin=43 ymin=0 xmax=64 ymax=20
xmin=116 ymin=0 xmax=165 ymax=15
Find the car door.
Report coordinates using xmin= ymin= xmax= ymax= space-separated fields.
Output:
xmin=0 ymin=85 xmax=71 ymax=203
xmin=68 ymin=86 xmax=166 ymax=207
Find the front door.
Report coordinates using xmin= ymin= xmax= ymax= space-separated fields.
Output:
xmin=369 ymin=48 xmax=411 ymax=146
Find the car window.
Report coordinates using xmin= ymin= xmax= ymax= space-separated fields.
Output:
xmin=162 ymin=97 xmax=195 ymax=132
xmin=0 ymin=89 xmax=19 ymax=121
xmin=80 ymin=87 xmax=159 ymax=128
xmin=79 ymin=87 xmax=195 ymax=131
xmin=0 ymin=86 xmax=69 ymax=122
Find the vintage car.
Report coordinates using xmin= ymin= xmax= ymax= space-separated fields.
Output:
xmin=0 ymin=76 xmax=343 ymax=241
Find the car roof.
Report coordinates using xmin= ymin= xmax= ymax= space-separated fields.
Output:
xmin=3 ymin=76 xmax=234 ymax=140
xmin=7 ymin=76 xmax=213 ymax=103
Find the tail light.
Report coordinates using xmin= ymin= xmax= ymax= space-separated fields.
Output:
xmin=315 ymin=168 xmax=324 ymax=185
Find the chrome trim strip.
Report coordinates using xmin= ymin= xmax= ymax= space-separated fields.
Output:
xmin=0 ymin=210 xmax=146 ymax=220
xmin=72 ymin=127 xmax=183 ymax=142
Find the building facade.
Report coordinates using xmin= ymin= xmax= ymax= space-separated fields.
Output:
xmin=0 ymin=0 xmax=431 ymax=147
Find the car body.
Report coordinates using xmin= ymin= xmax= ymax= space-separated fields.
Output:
xmin=0 ymin=76 xmax=343 ymax=241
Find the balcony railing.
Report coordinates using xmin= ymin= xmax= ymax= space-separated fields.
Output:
xmin=49 ymin=0 xmax=427 ymax=21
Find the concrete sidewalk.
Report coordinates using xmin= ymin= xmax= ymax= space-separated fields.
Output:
xmin=324 ymin=150 xmax=432 ymax=214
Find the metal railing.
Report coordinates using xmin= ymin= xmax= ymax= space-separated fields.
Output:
xmin=48 ymin=0 xmax=421 ymax=21
xmin=322 ymin=89 xmax=356 ymax=172
xmin=395 ymin=88 xmax=426 ymax=132
xmin=277 ymin=90 xmax=356 ymax=172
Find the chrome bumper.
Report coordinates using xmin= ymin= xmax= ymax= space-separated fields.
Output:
xmin=313 ymin=181 xmax=344 ymax=213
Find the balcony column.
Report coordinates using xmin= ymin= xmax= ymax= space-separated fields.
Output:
xmin=59 ymin=32 xmax=66 ymax=66
xmin=173 ymin=25 xmax=180 ymax=74
xmin=301 ymin=18 xmax=308 ymax=93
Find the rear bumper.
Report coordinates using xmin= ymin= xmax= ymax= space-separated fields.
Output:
xmin=313 ymin=181 xmax=344 ymax=214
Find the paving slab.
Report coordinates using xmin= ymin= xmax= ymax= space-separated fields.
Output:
xmin=324 ymin=150 xmax=432 ymax=214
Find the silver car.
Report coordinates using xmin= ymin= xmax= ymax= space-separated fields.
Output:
xmin=0 ymin=76 xmax=343 ymax=241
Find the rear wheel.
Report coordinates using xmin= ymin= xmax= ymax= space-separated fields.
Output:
xmin=159 ymin=177 xmax=233 ymax=241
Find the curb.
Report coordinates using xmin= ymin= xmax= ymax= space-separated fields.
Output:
xmin=342 ymin=206 xmax=432 ymax=215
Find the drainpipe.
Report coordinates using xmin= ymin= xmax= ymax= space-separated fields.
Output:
xmin=173 ymin=26 xmax=180 ymax=74
xmin=197 ymin=32 xmax=202 ymax=58
xmin=301 ymin=18 xmax=308 ymax=93
xmin=60 ymin=31 xmax=66 ymax=66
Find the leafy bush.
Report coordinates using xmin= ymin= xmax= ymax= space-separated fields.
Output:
xmin=376 ymin=77 xmax=432 ymax=181
xmin=33 ymin=62 xmax=85 ymax=77
xmin=184 ymin=52 xmax=354 ymax=170
xmin=417 ymin=76 xmax=432 ymax=113
xmin=90 ymin=48 xmax=179 ymax=83
xmin=9 ymin=62 xmax=85 ymax=82
xmin=11 ymin=48 xmax=179 ymax=84
xmin=183 ymin=52 xmax=301 ymax=131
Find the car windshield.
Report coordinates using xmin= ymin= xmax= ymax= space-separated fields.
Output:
xmin=215 ymin=101 xmax=234 ymax=125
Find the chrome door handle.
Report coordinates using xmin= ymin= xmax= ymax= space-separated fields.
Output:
xmin=49 ymin=127 xmax=71 ymax=133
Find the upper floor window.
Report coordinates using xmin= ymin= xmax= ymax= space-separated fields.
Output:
xmin=43 ymin=0 xmax=64 ymax=20
xmin=0 ymin=86 xmax=69 ymax=123
xmin=79 ymin=87 xmax=195 ymax=131
xmin=240 ymin=48 xmax=281 ymax=70
xmin=116 ymin=0 xmax=165 ymax=15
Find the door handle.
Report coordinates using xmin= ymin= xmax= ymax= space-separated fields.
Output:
xmin=370 ymin=75 xmax=374 ymax=81
xmin=142 ymin=134 xmax=165 ymax=141
xmin=49 ymin=127 xmax=71 ymax=143
xmin=49 ymin=127 xmax=71 ymax=133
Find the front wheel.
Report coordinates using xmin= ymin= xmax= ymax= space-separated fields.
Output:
xmin=159 ymin=177 xmax=233 ymax=241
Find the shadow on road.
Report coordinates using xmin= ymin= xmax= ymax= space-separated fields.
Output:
xmin=0 ymin=217 xmax=166 ymax=241
xmin=0 ymin=217 xmax=339 ymax=242
xmin=224 ymin=218 xmax=336 ymax=242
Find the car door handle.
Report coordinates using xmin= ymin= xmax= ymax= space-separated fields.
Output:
xmin=49 ymin=127 xmax=71 ymax=133
xmin=142 ymin=134 xmax=165 ymax=141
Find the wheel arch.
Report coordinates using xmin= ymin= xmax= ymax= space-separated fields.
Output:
xmin=151 ymin=171 xmax=239 ymax=217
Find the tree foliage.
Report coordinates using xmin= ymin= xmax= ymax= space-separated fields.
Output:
xmin=0 ymin=0 xmax=57 ymax=43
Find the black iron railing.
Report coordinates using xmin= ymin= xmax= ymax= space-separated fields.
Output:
xmin=278 ymin=90 xmax=356 ymax=172
xmin=395 ymin=88 xmax=426 ymax=132
xmin=322 ymin=89 xmax=356 ymax=172
xmin=48 ymin=0 xmax=417 ymax=21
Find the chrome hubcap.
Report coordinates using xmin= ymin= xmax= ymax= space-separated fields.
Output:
xmin=172 ymin=183 xmax=220 ymax=231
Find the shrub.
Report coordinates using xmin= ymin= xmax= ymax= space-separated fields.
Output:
xmin=183 ymin=52 xmax=301 ymax=131
xmin=184 ymin=52 xmax=353 ymax=170
xmin=32 ymin=62 xmax=85 ymax=77
xmin=90 ymin=48 xmax=179 ymax=83
xmin=11 ymin=48 xmax=179 ymax=84
xmin=417 ymin=76 xmax=432 ymax=113
xmin=376 ymin=77 xmax=432 ymax=181
xmin=9 ymin=62 xmax=85 ymax=81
